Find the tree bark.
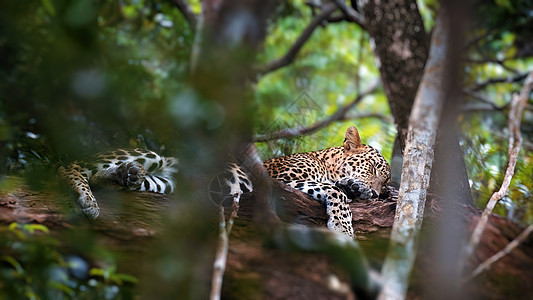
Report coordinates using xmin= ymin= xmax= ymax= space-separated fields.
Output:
xmin=377 ymin=12 xmax=449 ymax=299
xmin=424 ymin=3 xmax=474 ymax=298
xmin=358 ymin=0 xmax=473 ymax=206
xmin=357 ymin=0 xmax=429 ymax=147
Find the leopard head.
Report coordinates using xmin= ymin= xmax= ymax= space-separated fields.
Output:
xmin=342 ymin=126 xmax=391 ymax=196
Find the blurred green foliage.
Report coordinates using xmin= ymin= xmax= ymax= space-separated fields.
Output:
xmin=0 ymin=223 xmax=136 ymax=299
xmin=0 ymin=0 xmax=194 ymax=171
xmin=254 ymin=1 xmax=395 ymax=159
xmin=462 ymin=0 xmax=533 ymax=224
xmin=0 ymin=0 xmax=532 ymax=297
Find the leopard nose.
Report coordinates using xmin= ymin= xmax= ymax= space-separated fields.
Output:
xmin=372 ymin=190 xmax=378 ymax=198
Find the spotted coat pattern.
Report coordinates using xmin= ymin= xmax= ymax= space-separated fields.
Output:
xmin=222 ymin=126 xmax=391 ymax=237
xmin=59 ymin=148 xmax=177 ymax=218
xmin=60 ymin=127 xmax=390 ymax=239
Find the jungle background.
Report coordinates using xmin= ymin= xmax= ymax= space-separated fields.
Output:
xmin=0 ymin=0 xmax=532 ymax=299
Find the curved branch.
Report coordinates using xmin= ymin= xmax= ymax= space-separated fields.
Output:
xmin=252 ymin=79 xmax=380 ymax=142
xmin=462 ymin=70 xmax=533 ymax=264
xmin=466 ymin=57 xmax=520 ymax=74
xmin=470 ymin=72 xmax=529 ymax=91
xmin=463 ymin=88 xmax=508 ymax=111
xmin=253 ymin=3 xmax=338 ymax=77
xmin=466 ymin=224 xmax=533 ymax=282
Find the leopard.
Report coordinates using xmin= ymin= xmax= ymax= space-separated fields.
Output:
xmin=216 ymin=126 xmax=391 ymax=237
xmin=59 ymin=126 xmax=391 ymax=238
xmin=58 ymin=148 xmax=178 ymax=219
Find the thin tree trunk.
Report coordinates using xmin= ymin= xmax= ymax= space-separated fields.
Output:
xmin=172 ymin=1 xmax=277 ymax=298
xmin=377 ymin=11 xmax=450 ymax=299
xmin=426 ymin=2 xmax=472 ymax=298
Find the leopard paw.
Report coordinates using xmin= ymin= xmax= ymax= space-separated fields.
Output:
xmin=78 ymin=193 xmax=100 ymax=219
xmin=335 ymin=178 xmax=378 ymax=202
xmin=116 ymin=162 xmax=146 ymax=190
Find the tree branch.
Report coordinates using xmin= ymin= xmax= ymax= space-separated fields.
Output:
xmin=210 ymin=198 xmax=239 ymax=300
xmin=324 ymin=12 xmax=351 ymax=23
xmin=470 ymin=72 xmax=529 ymax=91
xmin=462 ymin=70 xmax=533 ymax=267
xmin=463 ymin=88 xmax=508 ymax=111
xmin=332 ymin=0 xmax=364 ymax=27
xmin=253 ymin=2 xmax=338 ymax=77
xmin=466 ymin=57 xmax=520 ymax=74
xmin=464 ymin=30 xmax=495 ymax=50
xmin=465 ymin=224 xmax=533 ymax=282
xmin=252 ymin=79 xmax=380 ymax=142
xmin=172 ymin=0 xmax=198 ymax=28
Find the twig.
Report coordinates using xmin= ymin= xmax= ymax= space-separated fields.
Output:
xmin=464 ymin=30 xmax=494 ymax=50
xmin=252 ymin=79 xmax=380 ymax=142
xmin=465 ymin=224 xmax=533 ymax=282
xmin=210 ymin=196 xmax=240 ymax=300
xmin=466 ymin=57 xmax=520 ymax=74
xmin=470 ymin=72 xmax=529 ymax=91
xmin=462 ymin=105 xmax=507 ymax=113
xmin=172 ymin=0 xmax=198 ymax=28
xmin=462 ymin=70 xmax=533 ymax=266
xmin=253 ymin=2 xmax=338 ymax=77
xmin=462 ymin=89 xmax=508 ymax=111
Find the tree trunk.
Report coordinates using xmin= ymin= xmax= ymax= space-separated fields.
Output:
xmin=358 ymin=0 xmax=473 ymax=206
xmin=192 ymin=0 xmax=279 ymax=231
xmin=357 ymin=0 xmax=429 ymax=145
xmin=143 ymin=1 xmax=279 ymax=298
xmin=377 ymin=11 xmax=449 ymax=299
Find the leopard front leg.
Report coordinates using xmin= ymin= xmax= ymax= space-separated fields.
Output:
xmin=335 ymin=177 xmax=378 ymax=202
xmin=58 ymin=165 xmax=100 ymax=219
xmin=286 ymin=180 xmax=354 ymax=238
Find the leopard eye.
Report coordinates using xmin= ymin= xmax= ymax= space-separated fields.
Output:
xmin=372 ymin=164 xmax=379 ymax=176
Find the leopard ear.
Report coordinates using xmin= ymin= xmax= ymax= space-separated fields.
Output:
xmin=343 ymin=126 xmax=363 ymax=152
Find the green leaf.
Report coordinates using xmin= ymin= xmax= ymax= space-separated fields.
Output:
xmin=8 ymin=222 xmax=19 ymax=230
xmin=22 ymin=224 xmax=50 ymax=234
